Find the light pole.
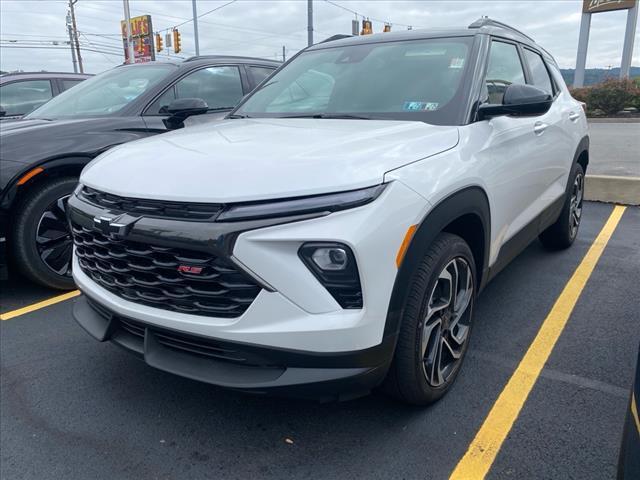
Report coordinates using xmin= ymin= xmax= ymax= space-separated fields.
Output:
xmin=192 ymin=0 xmax=200 ymax=56
xmin=123 ymin=0 xmax=135 ymax=64
xmin=307 ymin=0 xmax=313 ymax=46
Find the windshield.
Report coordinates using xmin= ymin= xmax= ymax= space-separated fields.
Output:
xmin=26 ymin=64 xmax=174 ymax=119
xmin=235 ymin=36 xmax=474 ymax=125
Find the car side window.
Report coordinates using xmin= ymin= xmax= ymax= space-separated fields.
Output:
xmin=0 ymin=80 xmax=53 ymax=116
xmin=484 ymin=41 xmax=526 ymax=104
xmin=60 ymin=79 xmax=84 ymax=92
xmin=146 ymin=66 xmax=244 ymax=114
xmin=248 ymin=66 xmax=276 ymax=87
xmin=523 ymin=49 xmax=553 ymax=96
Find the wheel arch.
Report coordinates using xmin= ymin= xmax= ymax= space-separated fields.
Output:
xmin=573 ymin=135 xmax=589 ymax=175
xmin=1 ymin=156 xmax=92 ymax=212
xmin=383 ymin=186 xmax=491 ymax=339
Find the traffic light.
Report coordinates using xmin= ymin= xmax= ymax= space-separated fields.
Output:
xmin=361 ymin=19 xmax=372 ymax=35
xmin=383 ymin=23 xmax=391 ymax=33
xmin=155 ymin=33 xmax=163 ymax=53
xmin=173 ymin=29 xmax=181 ymax=54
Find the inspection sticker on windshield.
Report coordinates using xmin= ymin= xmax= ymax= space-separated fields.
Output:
xmin=449 ymin=57 xmax=465 ymax=69
xmin=403 ymin=101 xmax=439 ymax=111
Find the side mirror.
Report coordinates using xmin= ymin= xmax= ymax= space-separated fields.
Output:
xmin=478 ymin=84 xmax=552 ymax=119
xmin=164 ymin=98 xmax=209 ymax=129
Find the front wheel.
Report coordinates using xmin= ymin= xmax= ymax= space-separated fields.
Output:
xmin=11 ymin=177 xmax=77 ymax=290
xmin=383 ymin=233 xmax=476 ymax=405
xmin=539 ymin=162 xmax=585 ymax=250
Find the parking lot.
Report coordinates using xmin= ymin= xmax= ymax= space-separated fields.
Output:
xmin=0 ymin=201 xmax=637 ymax=479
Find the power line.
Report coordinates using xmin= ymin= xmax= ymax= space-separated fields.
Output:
xmin=323 ymin=0 xmax=420 ymax=29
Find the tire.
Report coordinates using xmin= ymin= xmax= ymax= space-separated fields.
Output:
xmin=383 ymin=233 xmax=476 ymax=405
xmin=11 ymin=177 xmax=77 ymax=290
xmin=539 ymin=162 xmax=585 ymax=250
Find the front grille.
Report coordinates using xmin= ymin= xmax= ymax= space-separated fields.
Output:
xmin=78 ymin=186 xmax=223 ymax=221
xmin=72 ymin=224 xmax=261 ymax=318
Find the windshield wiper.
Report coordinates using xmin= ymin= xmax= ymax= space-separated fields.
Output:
xmin=227 ymin=113 xmax=251 ymax=119
xmin=279 ymin=113 xmax=373 ymax=120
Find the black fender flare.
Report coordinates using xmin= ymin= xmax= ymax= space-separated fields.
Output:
xmin=1 ymin=155 xmax=93 ymax=210
xmin=383 ymin=186 xmax=491 ymax=340
xmin=571 ymin=135 xmax=589 ymax=178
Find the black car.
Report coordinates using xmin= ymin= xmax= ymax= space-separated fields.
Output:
xmin=0 ymin=71 xmax=92 ymax=120
xmin=618 ymin=344 xmax=640 ymax=479
xmin=0 ymin=56 xmax=280 ymax=288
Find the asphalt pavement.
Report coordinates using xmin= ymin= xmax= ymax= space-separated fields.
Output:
xmin=1 ymin=202 xmax=639 ymax=480
xmin=588 ymin=120 xmax=640 ymax=177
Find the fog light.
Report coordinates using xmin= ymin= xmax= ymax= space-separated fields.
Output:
xmin=299 ymin=242 xmax=362 ymax=309
xmin=311 ymin=247 xmax=348 ymax=271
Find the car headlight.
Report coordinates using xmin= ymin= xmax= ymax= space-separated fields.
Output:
xmin=216 ymin=184 xmax=386 ymax=222
xmin=299 ymin=242 xmax=362 ymax=309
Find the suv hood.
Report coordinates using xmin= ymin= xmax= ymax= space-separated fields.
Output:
xmin=81 ymin=118 xmax=459 ymax=203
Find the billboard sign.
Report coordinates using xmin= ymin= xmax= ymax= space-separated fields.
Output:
xmin=121 ymin=14 xmax=155 ymax=63
xmin=583 ymin=0 xmax=636 ymax=13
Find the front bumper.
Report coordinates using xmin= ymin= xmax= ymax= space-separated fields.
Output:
xmin=69 ymin=181 xmax=431 ymax=397
xmin=74 ymin=294 xmax=394 ymax=401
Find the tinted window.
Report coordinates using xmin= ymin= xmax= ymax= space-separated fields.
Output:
xmin=0 ymin=80 xmax=53 ymax=116
xmin=147 ymin=66 xmax=243 ymax=114
xmin=248 ymin=66 xmax=275 ymax=86
xmin=27 ymin=64 xmax=173 ymax=119
xmin=236 ymin=37 xmax=473 ymax=125
xmin=485 ymin=41 xmax=526 ymax=104
xmin=523 ymin=49 xmax=553 ymax=95
xmin=60 ymin=79 xmax=84 ymax=92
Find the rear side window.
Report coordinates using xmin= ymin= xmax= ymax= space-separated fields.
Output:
xmin=248 ymin=66 xmax=276 ymax=87
xmin=0 ymin=79 xmax=53 ymax=116
xmin=485 ymin=41 xmax=526 ymax=104
xmin=60 ymin=79 xmax=84 ymax=92
xmin=523 ymin=49 xmax=553 ymax=95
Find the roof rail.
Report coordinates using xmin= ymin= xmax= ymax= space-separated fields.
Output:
xmin=320 ymin=34 xmax=353 ymax=44
xmin=468 ymin=17 xmax=536 ymax=43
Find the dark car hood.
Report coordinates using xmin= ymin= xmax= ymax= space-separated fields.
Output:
xmin=0 ymin=116 xmax=147 ymax=164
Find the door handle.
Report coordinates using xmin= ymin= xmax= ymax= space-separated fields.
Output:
xmin=568 ymin=111 xmax=580 ymax=122
xmin=533 ymin=122 xmax=548 ymax=135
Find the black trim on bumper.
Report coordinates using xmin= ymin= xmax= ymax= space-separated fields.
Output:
xmin=73 ymin=295 xmax=394 ymax=401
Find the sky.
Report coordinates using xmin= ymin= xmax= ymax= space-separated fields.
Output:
xmin=1 ymin=0 xmax=638 ymax=74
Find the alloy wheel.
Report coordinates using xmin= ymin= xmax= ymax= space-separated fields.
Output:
xmin=420 ymin=257 xmax=474 ymax=387
xmin=569 ymin=172 xmax=584 ymax=239
xmin=35 ymin=195 xmax=73 ymax=277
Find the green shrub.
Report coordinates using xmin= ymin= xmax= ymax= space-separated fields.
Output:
xmin=586 ymin=78 xmax=639 ymax=115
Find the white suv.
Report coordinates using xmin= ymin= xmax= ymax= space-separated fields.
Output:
xmin=69 ymin=19 xmax=588 ymax=404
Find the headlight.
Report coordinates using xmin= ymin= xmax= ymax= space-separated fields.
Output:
xmin=216 ymin=184 xmax=386 ymax=222
xmin=299 ymin=242 xmax=362 ymax=309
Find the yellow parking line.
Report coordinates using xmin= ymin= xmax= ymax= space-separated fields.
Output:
xmin=632 ymin=392 xmax=640 ymax=435
xmin=450 ymin=205 xmax=626 ymax=480
xmin=0 ymin=290 xmax=80 ymax=321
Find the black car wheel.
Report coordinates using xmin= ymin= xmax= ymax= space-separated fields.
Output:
xmin=11 ymin=177 xmax=77 ymax=289
xmin=383 ymin=232 xmax=476 ymax=405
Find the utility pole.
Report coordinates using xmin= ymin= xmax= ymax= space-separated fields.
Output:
xmin=282 ymin=45 xmax=286 ymax=62
xmin=192 ymin=0 xmax=200 ymax=56
xmin=69 ymin=0 xmax=83 ymax=73
xmin=66 ymin=11 xmax=78 ymax=73
xmin=122 ymin=0 xmax=135 ymax=64
xmin=307 ymin=0 xmax=313 ymax=46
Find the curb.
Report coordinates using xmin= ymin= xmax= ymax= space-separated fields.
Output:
xmin=585 ymin=175 xmax=640 ymax=206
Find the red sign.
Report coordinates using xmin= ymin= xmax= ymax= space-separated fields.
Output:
xmin=121 ymin=15 xmax=155 ymax=63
